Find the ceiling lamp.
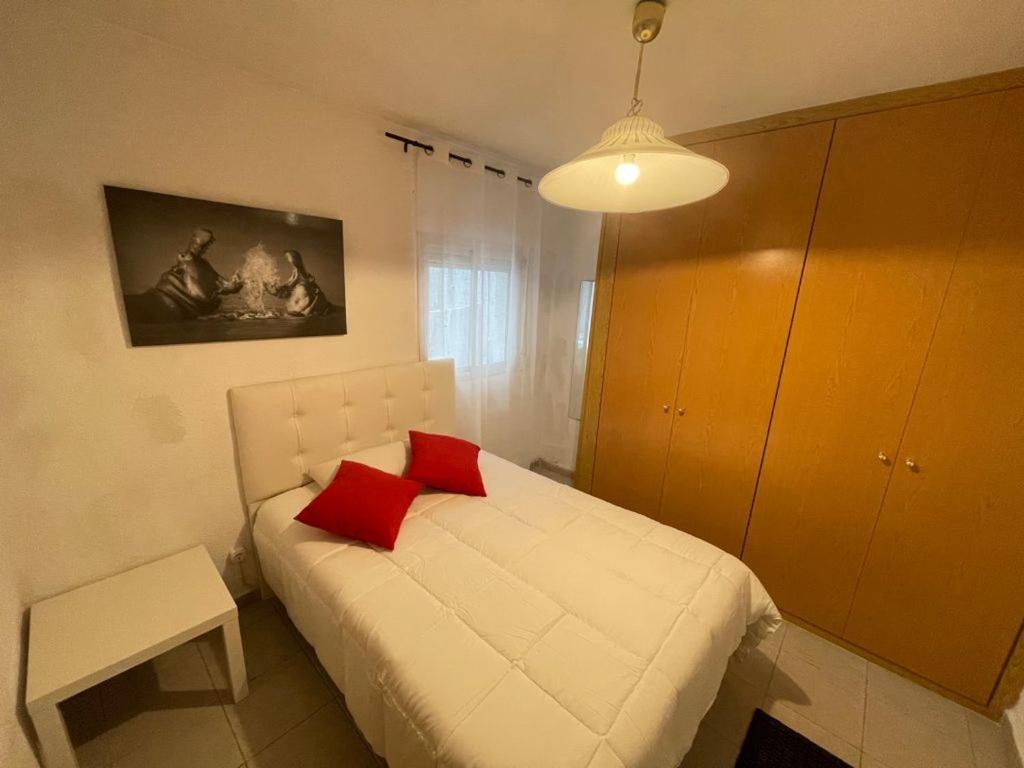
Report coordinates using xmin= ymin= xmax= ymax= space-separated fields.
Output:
xmin=539 ymin=0 xmax=728 ymax=214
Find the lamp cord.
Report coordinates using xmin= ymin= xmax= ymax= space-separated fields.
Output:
xmin=627 ymin=43 xmax=645 ymax=116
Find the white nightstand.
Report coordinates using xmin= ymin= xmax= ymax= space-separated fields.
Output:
xmin=25 ymin=546 xmax=248 ymax=768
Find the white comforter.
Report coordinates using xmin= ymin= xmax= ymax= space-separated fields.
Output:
xmin=253 ymin=451 xmax=780 ymax=768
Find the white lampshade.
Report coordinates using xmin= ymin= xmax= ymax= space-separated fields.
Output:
xmin=539 ymin=115 xmax=729 ymax=213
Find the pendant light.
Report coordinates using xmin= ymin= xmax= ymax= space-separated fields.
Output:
xmin=539 ymin=0 xmax=728 ymax=213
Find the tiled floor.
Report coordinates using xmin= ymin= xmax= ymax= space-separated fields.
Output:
xmin=63 ymin=600 xmax=1017 ymax=768
xmin=681 ymin=620 xmax=1016 ymax=768
xmin=63 ymin=599 xmax=381 ymax=768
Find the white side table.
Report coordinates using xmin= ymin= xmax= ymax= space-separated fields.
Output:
xmin=25 ymin=546 xmax=248 ymax=768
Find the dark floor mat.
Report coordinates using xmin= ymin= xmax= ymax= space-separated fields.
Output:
xmin=735 ymin=709 xmax=854 ymax=767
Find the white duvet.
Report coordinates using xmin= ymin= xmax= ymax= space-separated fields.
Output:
xmin=253 ymin=451 xmax=780 ymax=768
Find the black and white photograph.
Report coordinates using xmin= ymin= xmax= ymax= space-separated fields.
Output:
xmin=104 ymin=185 xmax=346 ymax=346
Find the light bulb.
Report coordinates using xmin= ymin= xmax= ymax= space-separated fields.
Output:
xmin=614 ymin=158 xmax=640 ymax=186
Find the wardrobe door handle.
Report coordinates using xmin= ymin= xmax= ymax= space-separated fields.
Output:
xmin=677 ymin=407 xmax=686 ymax=416
xmin=661 ymin=404 xmax=670 ymax=413
xmin=905 ymin=457 xmax=919 ymax=472
xmin=877 ymin=451 xmax=890 ymax=465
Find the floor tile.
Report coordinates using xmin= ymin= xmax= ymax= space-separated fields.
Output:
xmin=308 ymin=652 xmax=346 ymax=701
xmin=779 ymin=624 xmax=868 ymax=689
xmin=100 ymin=643 xmax=217 ymax=713
xmin=726 ymin=621 xmax=786 ymax=692
xmin=767 ymin=644 xmax=866 ymax=746
xmin=93 ymin=644 xmax=241 ymax=768
xmin=763 ymin=699 xmax=862 ymax=766
xmin=239 ymin=597 xmax=281 ymax=628
xmin=968 ymin=709 xmax=1015 ymax=768
xmin=222 ymin=651 xmax=333 ymax=758
xmin=862 ymin=663 xmax=973 ymax=768
xmin=765 ymin=623 xmax=866 ymax=747
xmin=701 ymin=671 xmax=764 ymax=746
xmin=63 ymin=686 xmax=112 ymax=768
xmin=111 ymin=708 xmax=242 ymax=768
xmin=274 ymin=611 xmax=384 ymax=765
xmin=288 ymin=617 xmax=316 ymax=658
xmin=679 ymin=723 xmax=742 ymax=768
xmin=242 ymin=605 xmax=304 ymax=673
xmin=249 ymin=702 xmax=379 ymax=768
xmin=198 ymin=605 xmax=302 ymax=690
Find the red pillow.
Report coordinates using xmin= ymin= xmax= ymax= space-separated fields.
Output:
xmin=294 ymin=461 xmax=421 ymax=550
xmin=406 ymin=431 xmax=486 ymax=496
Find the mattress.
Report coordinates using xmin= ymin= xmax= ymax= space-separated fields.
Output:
xmin=253 ymin=451 xmax=781 ymax=768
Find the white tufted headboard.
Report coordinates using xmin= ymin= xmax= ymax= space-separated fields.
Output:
xmin=228 ymin=359 xmax=455 ymax=514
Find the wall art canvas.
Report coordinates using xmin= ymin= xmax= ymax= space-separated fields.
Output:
xmin=104 ymin=185 xmax=346 ymax=346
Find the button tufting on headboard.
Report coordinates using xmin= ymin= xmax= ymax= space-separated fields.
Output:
xmin=228 ymin=359 xmax=455 ymax=514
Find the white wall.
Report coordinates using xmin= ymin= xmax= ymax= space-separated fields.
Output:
xmin=0 ymin=3 xmax=423 ymax=761
xmin=1 ymin=534 xmax=36 ymax=768
xmin=534 ymin=206 xmax=602 ymax=470
xmin=0 ymin=5 xmax=601 ymax=763
xmin=0 ymin=0 xmax=427 ymax=595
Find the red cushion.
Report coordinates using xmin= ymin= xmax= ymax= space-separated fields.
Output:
xmin=405 ymin=430 xmax=486 ymax=496
xmin=294 ymin=461 xmax=421 ymax=550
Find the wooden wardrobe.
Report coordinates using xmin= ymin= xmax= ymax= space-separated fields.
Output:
xmin=591 ymin=121 xmax=833 ymax=554
xmin=575 ymin=70 xmax=1024 ymax=712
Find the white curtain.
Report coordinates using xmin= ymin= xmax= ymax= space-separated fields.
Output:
xmin=415 ymin=147 xmax=542 ymax=466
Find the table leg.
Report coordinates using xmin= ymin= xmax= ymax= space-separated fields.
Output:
xmin=221 ymin=615 xmax=249 ymax=702
xmin=29 ymin=702 xmax=78 ymax=768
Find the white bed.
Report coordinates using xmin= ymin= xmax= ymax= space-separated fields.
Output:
xmin=229 ymin=359 xmax=780 ymax=768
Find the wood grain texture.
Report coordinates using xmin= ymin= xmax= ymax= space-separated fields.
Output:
xmin=590 ymin=203 xmax=706 ymax=517
xmin=844 ymin=89 xmax=1024 ymax=704
xmin=741 ymin=92 xmax=1005 ymax=634
xmin=657 ymin=122 xmax=833 ymax=555
xmin=575 ymin=72 xmax=1024 ymax=715
xmin=573 ymin=215 xmax=621 ymax=493
xmin=671 ymin=67 xmax=1024 ymax=147
xmin=577 ymin=67 xmax=1024 ymax=497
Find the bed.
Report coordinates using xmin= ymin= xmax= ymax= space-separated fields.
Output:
xmin=229 ymin=359 xmax=780 ymax=768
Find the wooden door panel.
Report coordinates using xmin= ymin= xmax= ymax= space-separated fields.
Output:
xmin=591 ymin=202 xmax=705 ymax=516
xmin=658 ymin=122 xmax=833 ymax=555
xmin=845 ymin=89 xmax=1024 ymax=703
xmin=742 ymin=93 xmax=1005 ymax=633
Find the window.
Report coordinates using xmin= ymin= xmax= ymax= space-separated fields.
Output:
xmin=425 ymin=264 xmax=510 ymax=372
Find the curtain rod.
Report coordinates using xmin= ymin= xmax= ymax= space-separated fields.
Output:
xmin=384 ymin=132 xmax=534 ymax=187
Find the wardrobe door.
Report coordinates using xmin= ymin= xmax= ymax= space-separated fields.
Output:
xmin=844 ymin=89 xmax=1024 ymax=704
xmin=591 ymin=203 xmax=704 ymax=516
xmin=742 ymin=92 xmax=1005 ymax=633
xmin=658 ymin=122 xmax=832 ymax=555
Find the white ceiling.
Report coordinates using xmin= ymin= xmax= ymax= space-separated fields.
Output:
xmin=68 ymin=0 xmax=1024 ymax=168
